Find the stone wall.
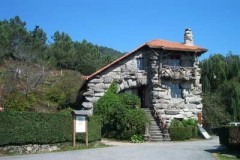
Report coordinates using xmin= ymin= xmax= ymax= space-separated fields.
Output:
xmin=82 ymin=50 xmax=148 ymax=114
xmin=0 ymin=144 xmax=59 ymax=155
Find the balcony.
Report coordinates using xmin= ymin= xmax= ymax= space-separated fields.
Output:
xmin=160 ymin=65 xmax=195 ymax=80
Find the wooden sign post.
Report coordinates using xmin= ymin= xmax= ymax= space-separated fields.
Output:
xmin=72 ymin=110 xmax=90 ymax=148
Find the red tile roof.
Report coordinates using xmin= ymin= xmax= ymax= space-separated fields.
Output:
xmin=147 ymin=39 xmax=207 ymax=52
xmin=85 ymin=39 xmax=207 ymax=80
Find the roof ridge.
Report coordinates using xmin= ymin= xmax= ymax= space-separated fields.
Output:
xmin=147 ymin=39 xmax=205 ymax=49
xmin=148 ymin=39 xmax=181 ymax=43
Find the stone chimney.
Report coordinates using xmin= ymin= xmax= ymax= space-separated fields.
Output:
xmin=184 ymin=28 xmax=194 ymax=46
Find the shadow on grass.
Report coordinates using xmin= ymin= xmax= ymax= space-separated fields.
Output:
xmin=205 ymin=145 xmax=240 ymax=159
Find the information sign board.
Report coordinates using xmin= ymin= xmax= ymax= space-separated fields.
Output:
xmin=75 ymin=116 xmax=86 ymax=133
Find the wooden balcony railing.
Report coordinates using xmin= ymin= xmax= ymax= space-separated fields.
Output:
xmin=160 ymin=65 xmax=195 ymax=80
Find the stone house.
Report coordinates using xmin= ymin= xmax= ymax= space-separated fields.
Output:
xmin=79 ymin=29 xmax=207 ymax=140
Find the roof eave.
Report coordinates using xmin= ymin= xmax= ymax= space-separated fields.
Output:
xmin=85 ymin=43 xmax=147 ymax=81
xmin=148 ymin=45 xmax=207 ymax=54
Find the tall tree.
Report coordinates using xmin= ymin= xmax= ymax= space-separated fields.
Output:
xmin=48 ymin=31 xmax=75 ymax=69
xmin=201 ymin=53 xmax=240 ymax=131
xmin=29 ymin=26 xmax=47 ymax=61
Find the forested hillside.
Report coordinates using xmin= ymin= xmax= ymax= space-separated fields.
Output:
xmin=0 ymin=16 xmax=123 ymax=75
xmin=0 ymin=16 xmax=123 ymax=112
xmin=201 ymin=54 xmax=240 ymax=131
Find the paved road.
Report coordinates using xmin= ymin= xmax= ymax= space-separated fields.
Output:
xmin=0 ymin=136 xmax=221 ymax=160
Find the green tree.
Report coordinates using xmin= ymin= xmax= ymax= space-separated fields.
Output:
xmin=221 ymin=80 xmax=240 ymax=121
xmin=0 ymin=16 xmax=31 ymax=61
xmin=48 ymin=31 xmax=75 ymax=69
xmin=29 ymin=26 xmax=47 ymax=62
xmin=201 ymin=53 xmax=240 ymax=131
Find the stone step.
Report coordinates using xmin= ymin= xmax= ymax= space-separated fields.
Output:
xmin=150 ymin=139 xmax=164 ymax=142
xmin=150 ymin=133 xmax=163 ymax=136
xmin=151 ymin=135 xmax=163 ymax=138
xmin=149 ymin=126 xmax=160 ymax=129
xmin=150 ymin=126 xmax=160 ymax=129
xmin=142 ymin=108 xmax=166 ymax=142
xmin=149 ymin=128 xmax=161 ymax=131
xmin=149 ymin=125 xmax=160 ymax=128
xmin=149 ymin=130 xmax=161 ymax=133
xmin=150 ymin=130 xmax=162 ymax=134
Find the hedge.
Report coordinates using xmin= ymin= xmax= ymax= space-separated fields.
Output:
xmin=191 ymin=126 xmax=198 ymax=138
xmin=169 ymin=127 xmax=192 ymax=141
xmin=0 ymin=111 xmax=101 ymax=146
xmin=169 ymin=119 xmax=198 ymax=140
xmin=218 ymin=126 xmax=240 ymax=150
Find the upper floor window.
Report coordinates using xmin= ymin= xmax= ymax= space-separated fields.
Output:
xmin=168 ymin=59 xmax=180 ymax=66
xmin=137 ymin=58 xmax=144 ymax=70
xmin=169 ymin=55 xmax=181 ymax=67
xmin=163 ymin=55 xmax=181 ymax=67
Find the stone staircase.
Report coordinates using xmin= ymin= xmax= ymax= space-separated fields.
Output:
xmin=142 ymin=108 xmax=163 ymax=142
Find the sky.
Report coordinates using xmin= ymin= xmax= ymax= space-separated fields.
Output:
xmin=0 ymin=0 xmax=240 ymax=60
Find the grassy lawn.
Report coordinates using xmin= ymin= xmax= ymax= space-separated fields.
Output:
xmin=214 ymin=153 xmax=239 ymax=160
xmin=58 ymin=141 xmax=108 ymax=152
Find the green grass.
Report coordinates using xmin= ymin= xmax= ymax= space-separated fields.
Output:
xmin=58 ymin=141 xmax=108 ymax=152
xmin=214 ymin=153 xmax=239 ymax=160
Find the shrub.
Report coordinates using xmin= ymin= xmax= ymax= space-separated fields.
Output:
xmin=130 ymin=134 xmax=144 ymax=143
xmin=182 ymin=118 xmax=197 ymax=127
xmin=169 ymin=127 xmax=192 ymax=141
xmin=169 ymin=119 xmax=198 ymax=140
xmin=119 ymin=93 xmax=140 ymax=108
xmin=170 ymin=119 xmax=184 ymax=127
xmin=94 ymin=82 xmax=148 ymax=140
xmin=4 ymin=93 xmax=32 ymax=111
xmin=182 ymin=118 xmax=198 ymax=138
xmin=119 ymin=108 xmax=148 ymax=140
xmin=0 ymin=111 xmax=101 ymax=146
xmin=218 ymin=126 xmax=240 ymax=151
xmin=191 ymin=126 xmax=199 ymax=138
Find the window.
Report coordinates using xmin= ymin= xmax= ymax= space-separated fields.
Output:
xmin=137 ymin=58 xmax=144 ymax=70
xmin=163 ymin=55 xmax=181 ymax=67
xmin=170 ymin=83 xmax=182 ymax=98
xmin=169 ymin=55 xmax=181 ymax=67
xmin=169 ymin=60 xmax=180 ymax=66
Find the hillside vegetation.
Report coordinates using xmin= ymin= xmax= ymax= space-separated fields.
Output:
xmin=0 ymin=16 xmax=123 ymax=112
